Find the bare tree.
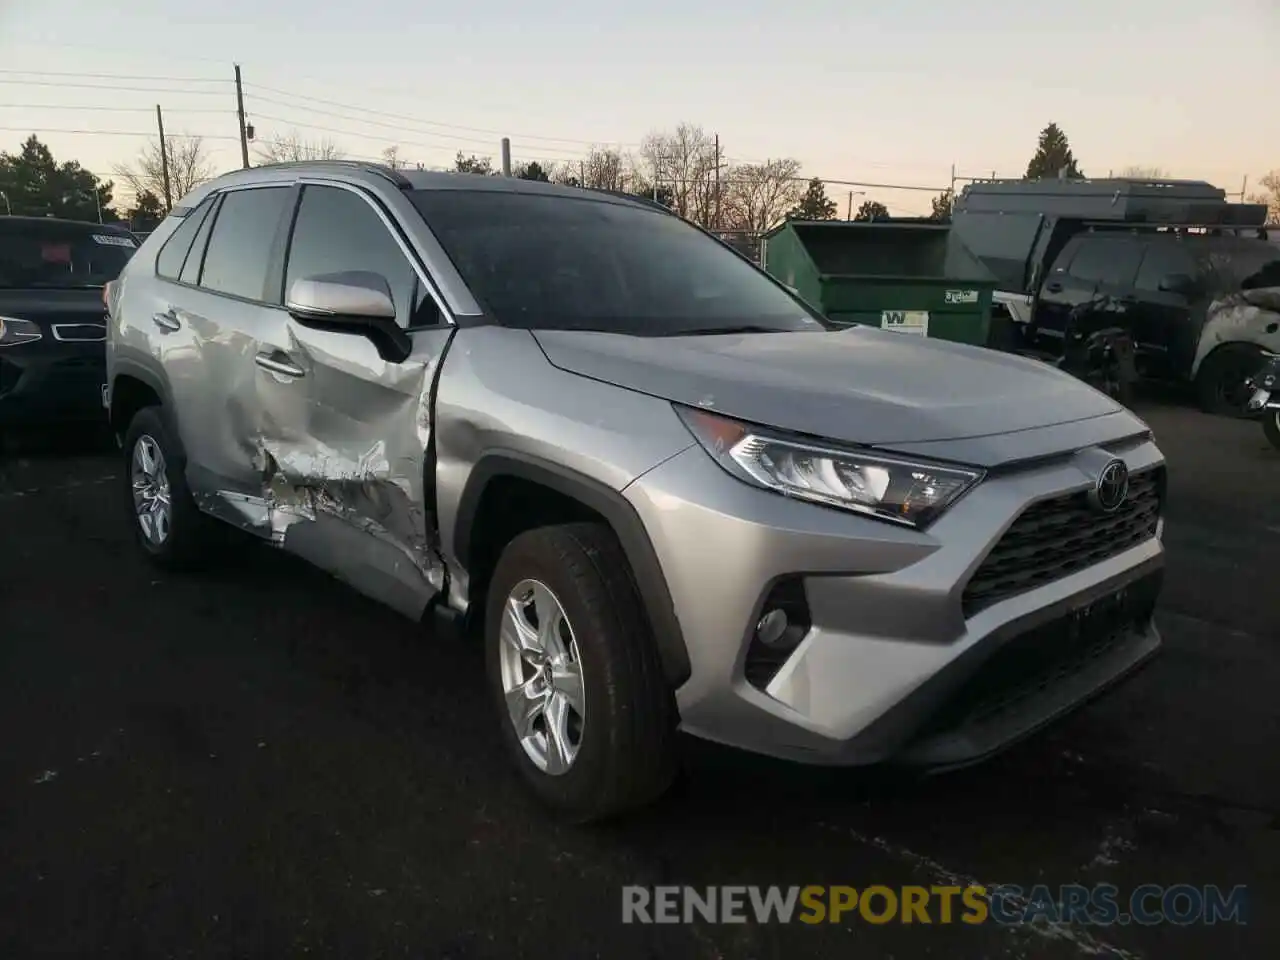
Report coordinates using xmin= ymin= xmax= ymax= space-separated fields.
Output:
xmin=638 ymin=124 xmax=721 ymax=227
xmin=721 ymin=158 xmax=803 ymax=233
xmin=255 ymin=132 xmax=345 ymax=164
xmin=1118 ymin=165 xmax=1169 ymax=180
xmin=113 ymin=134 xmax=215 ymax=208
xmin=381 ymin=145 xmax=405 ymax=170
xmin=454 ymin=152 xmax=496 ymax=175
xmin=1247 ymin=169 xmax=1280 ymax=225
xmin=552 ymin=147 xmax=628 ymax=191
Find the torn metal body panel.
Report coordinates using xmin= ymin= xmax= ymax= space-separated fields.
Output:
xmin=191 ymin=321 xmax=453 ymax=620
xmin=1191 ymin=287 xmax=1280 ymax=378
xmin=254 ymin=323 xmax=455 ymax=619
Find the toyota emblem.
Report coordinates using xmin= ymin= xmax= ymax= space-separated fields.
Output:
xmin=1090 ymin=459 xmax=1130 ymax=513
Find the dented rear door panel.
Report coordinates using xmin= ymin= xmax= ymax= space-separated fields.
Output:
xmin=163 ymin=289 xmax=288 ymax=509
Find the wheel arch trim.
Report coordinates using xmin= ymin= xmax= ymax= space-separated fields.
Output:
xmin=109 ymin=360 xmax=186 ymax=459
xmin=453 ymin=451 xmax=691 ymax=687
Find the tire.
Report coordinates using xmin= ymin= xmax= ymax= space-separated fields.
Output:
xmin=1264 ymin=410 xmax=1280 ymax=451
xmin=122 ymin=406 xmax=224 ymax=569
xmin=1195 ymin=343 xmax=1265 ymax=417
xmin=484 ymin=522 xmax=678 ymax=822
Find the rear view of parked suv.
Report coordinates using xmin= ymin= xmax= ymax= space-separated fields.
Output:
xmin=105 ymin=162 xmax=1167 ymax=820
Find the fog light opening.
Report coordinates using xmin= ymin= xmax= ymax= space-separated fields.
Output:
xmin=744 ymin=578 xmax=812 ymax=691
xmin=756 ymin=608 xmax=790 ymax=648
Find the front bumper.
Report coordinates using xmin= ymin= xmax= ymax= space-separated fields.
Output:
xmin=624 ymin=433 xmax=1165 ymax=767
xmin=0 ymin=342 xmax=106 ymax=425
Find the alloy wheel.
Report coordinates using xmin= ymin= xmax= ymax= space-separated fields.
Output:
xmin=497 ymin=579 xmax=586 ymax=775
xmin=131 ymin=434 xmax=172 ymax=545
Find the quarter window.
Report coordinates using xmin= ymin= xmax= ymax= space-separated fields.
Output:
xmin=179 ymin=195 xmax=220 ymax=286
xmin=155 ymin=197 xmax=214 ymax=280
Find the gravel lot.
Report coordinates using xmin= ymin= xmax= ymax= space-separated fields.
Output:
xmin=1 ymin=401 xmax=1277 ymax=959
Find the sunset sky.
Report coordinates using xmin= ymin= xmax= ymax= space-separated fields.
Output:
xmin=2 ymin=0 xmax=1276 ymax=215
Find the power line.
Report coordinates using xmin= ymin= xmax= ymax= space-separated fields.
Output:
xmin=245 ymin=93 xmax=562 ymax=152
xmin=0 ymin=69 xmax=229 ymax=84
xmin=245 ymin=82 xmax=641 ymax=149
xmin=246 ymin=111 xmax=581 ymax=163
xmin=2 ymin=104 xmax=233 ymax=114
xmin=0 ymin=79 xmax=230 ymax=95
xmin=0 ymin=125 xmax=238 ymax=140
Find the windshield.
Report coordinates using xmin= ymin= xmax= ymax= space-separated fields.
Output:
xmin=0 ymin=221 xmax=137 ymax=290
xmin=410 ymin=190 xmax=828 ymax=335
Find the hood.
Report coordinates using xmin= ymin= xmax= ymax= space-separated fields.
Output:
xmin=533 ymin=326 xmax=1122 ymax=447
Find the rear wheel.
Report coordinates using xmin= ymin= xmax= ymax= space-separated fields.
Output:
xmin=485 ymin=522 xmax=678 ymax=822
xmin=122 ymin=406 xmax=224 ymax=569
xmin=1196 ymin=343 xmax=1265 ymax=417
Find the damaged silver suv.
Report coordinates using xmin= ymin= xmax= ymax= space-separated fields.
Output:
xmin=105 ymin=162 xmax=1167 ymax=821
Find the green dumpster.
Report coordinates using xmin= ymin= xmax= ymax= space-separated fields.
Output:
xmin=762 ymin=220 xmax=998 ymax=346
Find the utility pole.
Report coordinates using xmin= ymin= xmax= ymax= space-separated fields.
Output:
xmin=950 ymin=163 xmax=956 ymax=200
xmin=500 ymin=138 xmax=511 ymax=177
xmin=579 ymin=159 xmax=585 ymax=187
xmin=714 ymin=134 xmax=721 ymax=230
xmin=234 ymin=64 xmax=250 ymax=169
xmin=155 ymin=104 xmax=172 ymax=213
xmin=847 ymin=191 xmax=853 ymax=220
xmin=1241 ymin=174 xmax=1249 ymax=203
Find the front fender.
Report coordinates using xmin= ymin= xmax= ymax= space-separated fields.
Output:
xmin=454 ymin=452 xmax=692 ymax=687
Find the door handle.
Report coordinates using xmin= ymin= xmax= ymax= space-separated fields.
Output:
xmin=151 ymin=309 xmax=181 ymax=332
xmin=1045 ymin=281 xmax=1063 ymax=293
xmin=254 ymin=352 xmax=306 ymax=378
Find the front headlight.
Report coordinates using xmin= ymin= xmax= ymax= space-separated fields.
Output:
xmin=676 ymin=406 xmax=983 ymax=529
xmin=0 ymin=316 xmax=42 ymax=348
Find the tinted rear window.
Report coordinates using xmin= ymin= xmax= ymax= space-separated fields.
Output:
xmin=1189 ymin=239 xmax=1280 ymax=292
xmin=409 ymin=190 xmax=823 ymax=335
xmin=0 ymin=221 xmax=137 ymax=289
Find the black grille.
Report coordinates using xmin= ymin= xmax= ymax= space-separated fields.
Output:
xmin=962 ymin=467 xmax=1164 ymax=617
xmin=922 ymin=570 xmax=1161 ymax=737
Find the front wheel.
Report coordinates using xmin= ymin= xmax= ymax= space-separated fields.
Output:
xmin=1264 ymin=410 xmax=1280 ymax=451
xmin=484 ymin=523 xmax=678 ymax=822
xmin=1196 ymin=343 xmax=1265 ymax=417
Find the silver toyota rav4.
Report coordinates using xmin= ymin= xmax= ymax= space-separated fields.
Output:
xmin=105 ymin=161 xmax=1166 ymax=820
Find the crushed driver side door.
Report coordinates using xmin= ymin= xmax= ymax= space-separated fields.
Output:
xmin=257 ymin=181 xmax=454 ymax=620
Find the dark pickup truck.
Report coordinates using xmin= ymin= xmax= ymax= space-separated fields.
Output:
xmin=951 ymin=178 xmax=1280 ymax=415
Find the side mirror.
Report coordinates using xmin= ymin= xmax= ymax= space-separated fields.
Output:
xmin=1158 ymin=273 xmax=1195 ymax=295
xmin=286 ymin=271 xmax=412 ymax=363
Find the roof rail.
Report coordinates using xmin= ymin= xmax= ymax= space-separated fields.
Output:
xmin=588 ymin=188 xmax=677 ymax=214
xmin=248 ymin=159 xmax=412 ymax=189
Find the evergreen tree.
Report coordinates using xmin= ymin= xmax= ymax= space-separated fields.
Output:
xmin=0 ymin=135 xmax=119 ymax=220
xmin=1025 ymin=123 xmax=1084 ymax=180
xmin=854 ymin=200 xmax=890 ymax=221
xmin=929 ymin=189 xmax=953 ymax=221
xmin=787 ymin=177 xmax=837 ymax=220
